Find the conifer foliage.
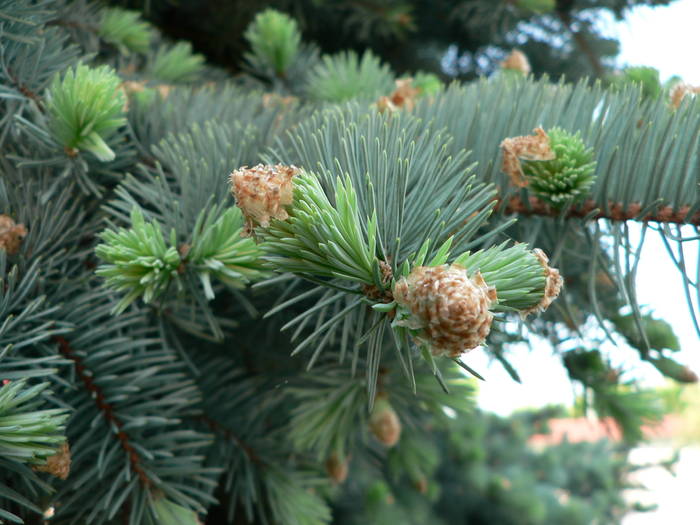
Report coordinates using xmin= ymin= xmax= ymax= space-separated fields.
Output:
xmin=1 ymin=1 xmax=698 ymax=524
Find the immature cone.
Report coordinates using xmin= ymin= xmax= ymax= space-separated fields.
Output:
xmin=0 ymin=214 xmax=28 ymax=255
xmin=369 ymin=396 xmax=401 ymax=447
xmin=229 ymin=164 xmax=299 ymax=235
xmin=520 ymin=249 xmax=563 ymax=318
xmin=325 ymin=452 xmax=350 ymax=483
xmin=500 ymin=49 xmax=531 ymax=75
xmin=500 ymin=127 xmax=555 ymax=187
xmin=33 ymin=442 xmax=71 ymax=480
xmin=520 ymin=127 xmax=597 ymax=207
xmin=393 ymin=265 xmax=497 ymax=357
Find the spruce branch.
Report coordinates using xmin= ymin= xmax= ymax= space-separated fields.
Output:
xmin=187 ymin=207 xmax=269 ymax=300
xmin=262 ymin=171 xmax=378 ymax=285
xmin=0 ymin=379 xmax=68 ymax=465
xmin=194 ymin=415 xmax=263 ymax=466
xmin=5 ymin=67 xmax=43 ymax=106
xmin=305 ymin=50 xmax=395 ymax=102
xmin=52 ymin=335 xmax=151 ymax=487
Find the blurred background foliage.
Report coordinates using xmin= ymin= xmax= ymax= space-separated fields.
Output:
xmin=110 ymin=0 xmax=675 ymax=81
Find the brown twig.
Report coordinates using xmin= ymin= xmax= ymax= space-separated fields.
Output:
xmin=194 ymin=414 xmax=264 ymax=466
xmin=500 ymin=195 xmax=700 ymax=226
xmin=52 ymin=336 xmax=151 ymax=487
xmin=6 ymin=68 xmax=43 ymax=107
xmin=46 ymin=18 xmax=99 ymax=33
xmin=361 ymin=260 xmax=394 ymax=303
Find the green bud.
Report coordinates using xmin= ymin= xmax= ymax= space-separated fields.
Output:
xmin=610 ymin=66 xmax=662 ymax=100
xmin=563 ymin=348 xmax=608 ymax=385
xmin=46 ymin=63 xmax=126 ymax=161
xmin=244 ymin=9 xmax=301 ymax=76
xmin=0 ymin=380 xmax=69 ymax=465
xmin=95 ymin=207 xmax=181 ymax=314
xmin=187 ymin=207 xmax=269 ymax=299
xmin=306 ymin=50 xmax=395 ymax=103
xmin=98 ymin=7 xmax=152 ymax=54
xmin=522 ymin=127 xmax=597 ymax=208
xmin=366 ymin=480 xmax=393 ymax=508
xmin=150 ymin=42 xmax=205 ymax=83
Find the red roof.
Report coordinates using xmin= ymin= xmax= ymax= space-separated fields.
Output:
xmin=528 ymin=415 xmax=682 ymax=446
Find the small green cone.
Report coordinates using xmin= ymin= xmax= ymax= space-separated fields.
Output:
xmin=649 ymin=356 xmax=698 ymax=383
xmin=522 ymin=127 xmax=597 ymax=208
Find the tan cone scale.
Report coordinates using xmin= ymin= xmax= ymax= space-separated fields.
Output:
xmin=393 ymin=265 xmax=497 ymax=357
xmin=230 ymin=164 xmax=299 ymax=235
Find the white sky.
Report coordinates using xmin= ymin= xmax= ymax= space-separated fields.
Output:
xmin=612 ymin=0 xmax=700 ymax=85
xmin=476 ymin=0 xmax=700 ymax=415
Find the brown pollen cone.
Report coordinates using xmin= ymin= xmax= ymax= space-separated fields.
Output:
xmin=33 ymin=442 xmax=71 ymax=480
xmin=670 ymin=83 xmax=700 ymax=109
xmin=500 ymin=127 xmax=555 ymax=187
xmin=393 ymin=265 xmax=497 ymax=357
xmin=500 ymin=49 xmax=531 ymax=75
xmin=520 ymin=248 xmax=563 ymax=318
xmin=0 ymin=214 xmax=28 ymax=255
xmin=369 ymin=396 xmax=401 ymax=447
xmin=229 ymin=164 xmax=299 ymax=236
xmin=377 ymin=78 xmax=420 ymax=113
xmin=325 ymin=452 xmax=350 ymax=483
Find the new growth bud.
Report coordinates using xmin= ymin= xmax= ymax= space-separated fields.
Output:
xmin=393 ymin=265 xmax=497 ymax=357
xmin=369 ymin=396 xmax=401 ymax=447
xmin=229 ymin=164 xmax=299 ymax=235
xmin=325 ymin=452 xmax=350 ymax=483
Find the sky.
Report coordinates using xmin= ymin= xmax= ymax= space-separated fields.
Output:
xmin=476 ymin=0 xmax=700 ymax=415
xmin=611 ymin=0 xmax=700 ymax=85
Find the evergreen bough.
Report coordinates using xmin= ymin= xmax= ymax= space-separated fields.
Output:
xmin=1 ymin=1 xmax=697 ymax=524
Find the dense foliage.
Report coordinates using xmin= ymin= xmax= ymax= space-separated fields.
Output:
xmin=1 ymin=1 xmax=698 ymax=524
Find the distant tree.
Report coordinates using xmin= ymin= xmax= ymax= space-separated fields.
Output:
xmin=115 ymin=0 xmax=677 ymax=80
